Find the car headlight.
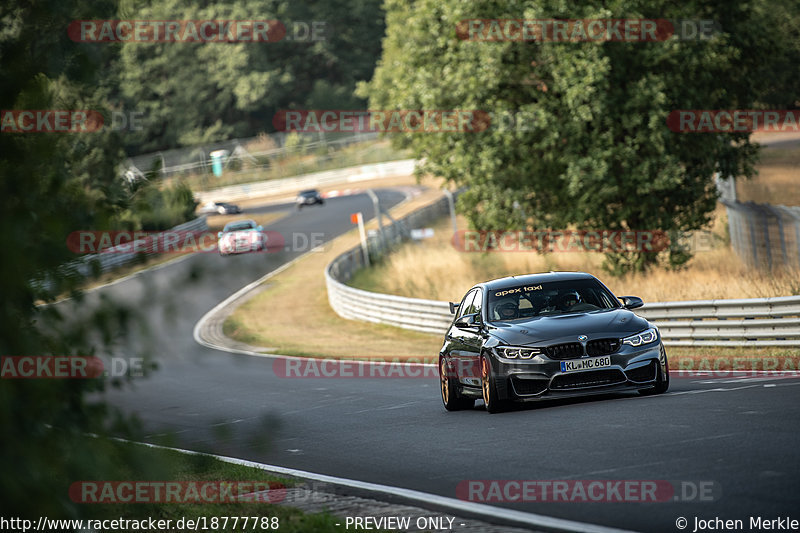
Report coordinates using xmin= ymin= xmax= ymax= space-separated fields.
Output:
xmin=622 ymin=327 xmax=659 ymax=347
xmin=496 ymin=346 xmax=541 ymax=360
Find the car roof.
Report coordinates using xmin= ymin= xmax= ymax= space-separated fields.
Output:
xmin=223 ymin=219 xmax=257 ymax=230
xmin=476 ymin=271 xmax=597 ymax=292
xmin=299 ymin=189 xmax=319 ymax=194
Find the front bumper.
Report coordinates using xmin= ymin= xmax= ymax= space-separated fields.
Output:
xmin=219 ymin=238 xmax=263 ymax=254
xmin=487 ymin=343 xmax=666 ymax=401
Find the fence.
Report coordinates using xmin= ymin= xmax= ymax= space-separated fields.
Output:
xmin=126 ymin=131 xmax=378 ymax=180
xmin=723 ymin=199 xmax=800 ymax=270
xmin=635 ymin=296 xmax=800 ymax=346
xmin=325 ymin=195 xmax=456 ymax=334
xmin=326 ymin=198 xmax=800 ymax=346
xmin=71 ymin=216 xmax=209 ymax=278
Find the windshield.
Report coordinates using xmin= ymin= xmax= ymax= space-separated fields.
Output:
xmin=486 ymin=279 xmax=620 ymax=321
xmin=223 ymin=221 xmax=256 ymax=232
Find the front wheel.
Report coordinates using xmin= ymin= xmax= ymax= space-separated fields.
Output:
xmin=481 ymin=355 xmax=508 ymax=414
xmin=440 ymin=358 xmax=474 ymax=411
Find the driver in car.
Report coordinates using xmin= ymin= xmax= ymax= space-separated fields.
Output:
xmin=558 ymin=290 xmax=582 ymax=312
xmin=492 ymin=297 xmax=520 ymax=320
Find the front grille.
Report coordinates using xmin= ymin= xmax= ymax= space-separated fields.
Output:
xmin=510 ymin=377 xmax=548 ymax=396
xmin=550 ymin=369 xmax=626 ymax=390
xmin=586 ymin=338 xmax=621 ymax=356
xmin=545 ymin=342 xmax=584 ymax=360
xmin=625 ymin=361 xmax=657 ymax=382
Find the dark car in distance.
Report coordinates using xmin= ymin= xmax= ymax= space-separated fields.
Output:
xmin=199 ymin=201 xmax=242 ymax=215
xmin=296 ymin=189 xmax=325 ymax=209
xmin=439 ymin=272 xmax=669 ymax=413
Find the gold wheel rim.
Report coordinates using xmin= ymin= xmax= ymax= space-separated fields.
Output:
xmin=440 ymin=359 xmax=449 ymax=404
xmin=481 ymin=358 xmax=490 ymax=405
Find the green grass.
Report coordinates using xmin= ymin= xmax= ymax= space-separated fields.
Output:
xmin=61 ymin=437 xmax=371 ymax=533
xmin=222 ymin=315 xmax=270 ymax=348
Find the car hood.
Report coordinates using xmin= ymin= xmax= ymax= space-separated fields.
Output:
xmin=222 ymin=230 xmax=257 ymax=240
xmin=487 ymin=308 xmax=649 ymax=345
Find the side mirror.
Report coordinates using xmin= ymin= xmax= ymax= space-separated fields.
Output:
xmin=449 ymin=302 xmax=460 ymax=315
xmin=256 ymin=225 xmax=263 ymax=231
xmin=217 ymin=232 xmax=223 ymax=239
xmin=454 ymin=313 xmax=481 ymax=329
xmin=620 ymin=296 xmax=644 ymax=310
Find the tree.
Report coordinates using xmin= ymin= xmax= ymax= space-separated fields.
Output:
xmin=360 ymin=0 xmax=800 ymax=273
xmin=116 ymin=0 xmax=386 ymax=153
xmin=0 ymin=0 xmax=159 ymax=519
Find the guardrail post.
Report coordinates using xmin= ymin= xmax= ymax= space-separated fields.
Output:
xmin=354 ymin=212 xmax=370 ymax=268
xmin=760 ymin=208 xmax=772 ymax=270
xmin=747 ymin=212 xmax=759 ymax=267
xmin=795 ymin=216 xmax=800 ymax=269
xmin=367 ymin=189 xmax=386 ymax=254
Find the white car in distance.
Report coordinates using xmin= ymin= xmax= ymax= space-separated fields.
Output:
xmin=217 ymin=219 xmax=266 ymax=256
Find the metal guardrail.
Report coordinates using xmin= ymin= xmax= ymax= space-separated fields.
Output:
xmin=325 ymin=194 xmax=456 ymax=335
xmin=72 ymin=216 xmax=209 ymax=277
xmin=637 ymin=297 xmax=800 ymax=346
xmin=195 ymin=159 xmax=416 ymax=204
xmin=34 ymin=216 xmax=210 ymax=292
xmin=325 ymin=199 xmax=800 ymax=347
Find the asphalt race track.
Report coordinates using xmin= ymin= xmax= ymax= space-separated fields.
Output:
xmin=60 ymin=189 xmax=800 ymax=533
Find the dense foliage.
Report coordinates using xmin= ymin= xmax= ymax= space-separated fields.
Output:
xmin=115 ymin=0 xmax=386 ymax=152
xmin=361 ymin=0 xmax=800 ymax=272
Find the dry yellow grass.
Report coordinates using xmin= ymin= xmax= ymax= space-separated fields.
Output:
xmin=223 ymin=187 xmax=798 ymax=363
xmin=224 ymin=184 xmax=447 ymax=360
xmin=349 ymin=212 xmax=800 ymax=303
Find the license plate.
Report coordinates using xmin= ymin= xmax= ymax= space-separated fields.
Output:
xmin=560 ymin=356 xmax=612 ymax=373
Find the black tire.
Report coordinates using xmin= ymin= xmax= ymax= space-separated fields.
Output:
xmin=480 ymin=355 xmax=509 ymax=414
xmin=639 ymin=356 xmax=669 ymax=395
xmin=439 ymin=358 xmax=475 ymax=411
